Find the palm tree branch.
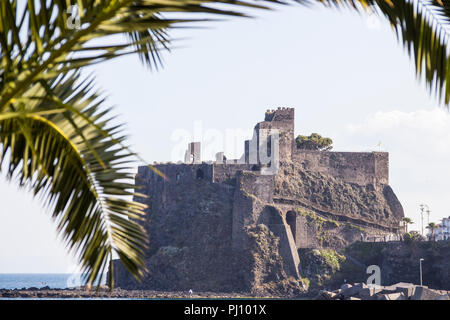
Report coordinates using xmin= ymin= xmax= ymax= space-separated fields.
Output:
xmin=0 ymin=0 xmax=131 ymax=110
xmin=32 ymin=84 xmax=167 ymax=179
xmin=0 ymin=1 xmax=286 ymax=112
xmin=0 ymin=73 xmax=149 ymax=287
xmin=314 ymin=0 xmax=450 ymax=104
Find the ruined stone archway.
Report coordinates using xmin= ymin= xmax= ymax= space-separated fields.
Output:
xmin=286 ymin=211 xmax=297 ymax=242
xmin=258 ymin=206 xmax=283 ymax=226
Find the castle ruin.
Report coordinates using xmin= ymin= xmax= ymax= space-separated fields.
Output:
xmin=113 ymin=108 xmax=404 ymax=293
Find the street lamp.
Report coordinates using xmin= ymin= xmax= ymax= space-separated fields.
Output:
xmin=420 ymin=204 xmax=425 ymax=236
xmin=419 ymin=258 xmax=424 ymax=286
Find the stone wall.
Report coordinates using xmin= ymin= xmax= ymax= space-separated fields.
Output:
xmin=138 ymin=163 xmax=214 ymax=186
xmin=374 ymin=151 xmax=389 ymax=185
xmin=120 ymin=164 xmax=239 ymax=291
xmin=231 ymin=171 xmax=274 ymax=251
xmin=292 ymin=150 xmax=389 ymax=186
xmin=212 ymin=163 xmax=253 ymax=184
xmin=115 ymin=165 xmax=304 ymax=293
xmin=231 ymin=171 xmax=300 ymax=279
xmin=256 ymin=108 xmax=295 ymax=161
xmin=287 ymin=213 xmax=319 ymax=249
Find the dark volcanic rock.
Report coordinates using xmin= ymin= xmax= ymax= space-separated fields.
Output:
xmin=112 ymin=108 xmax=404 ymax=296
xmin=0 ymin=288 xmax=283 ymax=299
xmin=301 ymin=241 xmax=450 ymax=292
xmin=274 ymin=162 xmax=403 ymax=227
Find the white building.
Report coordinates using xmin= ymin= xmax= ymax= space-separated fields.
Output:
xmin=428 ymin=216 xmax=450 ymax=241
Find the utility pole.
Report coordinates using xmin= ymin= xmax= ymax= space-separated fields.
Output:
xmin=425 ymin=205 xmax=430 ymax=225
xmin=419 ymin=258 xmax=424 ymax=286
xmin=420 ymin=204 xmax=425 ymax=236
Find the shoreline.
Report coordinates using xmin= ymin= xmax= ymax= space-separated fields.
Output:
xmin=0 ymin=287 xmax=310 ymax=299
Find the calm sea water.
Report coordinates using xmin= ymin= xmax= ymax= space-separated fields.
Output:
xmin=0 ymin=273 xmax=106 ymax=290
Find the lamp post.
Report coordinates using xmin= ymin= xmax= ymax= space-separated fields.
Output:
xmin=420 ymin=204 xmax=425 ymax=236
xmin=419 ymin=258 xmax=424 ymax=286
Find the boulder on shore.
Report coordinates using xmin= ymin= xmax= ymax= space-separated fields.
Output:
xmin=315 ymin=282 xmax=448 ymax=300
xmin=377 ymin=292 xmax=406 ymax=300
xmin=411 ymin=286 xmax=443 ymax=301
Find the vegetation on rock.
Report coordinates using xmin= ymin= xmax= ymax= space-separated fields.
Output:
xmin=302 ymin=242 xmax=450 ymax=292
xmin=298 ymin=248 xmax=347 ymax=290
xmin=402 ymin=217 xmax=414 ymax=233
xmin=295 ymin=133 xmax=333 ymax=151
xmin=404 ymin=231 xmax=426 ymax=243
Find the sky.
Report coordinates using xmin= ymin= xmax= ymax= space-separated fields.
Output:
xmin=1 ymin=3 xmax=450 ymax=273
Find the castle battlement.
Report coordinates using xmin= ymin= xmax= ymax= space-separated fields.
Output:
xmin=171 ymin=108 xmax=388 ymax=187
xmin=264 ymin=107 xmax=295 ymax=122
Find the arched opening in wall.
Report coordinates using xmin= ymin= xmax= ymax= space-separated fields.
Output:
xmin=264 ymin=206 xmax=283 ymax=225
xmin=286 ymin=211 xmax=296 ymax=242
xmin=196 ymin=168 xmax=204 ymax=180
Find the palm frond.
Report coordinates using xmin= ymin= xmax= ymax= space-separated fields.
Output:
xmin=0 ymin=71 xmax=148 ymax=287
xmin=313 ymin=0 xmax=450 ymax=105
xmin=0 ymin=0 xmax=287 ymax=111
xmin=0 ymin=0 xmax=286 ymax=288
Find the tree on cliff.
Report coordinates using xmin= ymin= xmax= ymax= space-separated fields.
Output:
xmin=1 ymin=1 xmax=450 ymax=289
xmin=404 ymin=231 xmax=425 ymax=243
xmin=426 ymin=222 xmax=438 ymax=241
xmin=296 ymin=133 xmax=333 ymax=151
xmin=402 ymin=217 xmax=414 ymax=233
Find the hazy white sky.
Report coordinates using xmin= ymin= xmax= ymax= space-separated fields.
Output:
xmin=1 ymin=4 xmax=449 ymax=273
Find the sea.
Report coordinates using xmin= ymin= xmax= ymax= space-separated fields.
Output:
xmin=0 ymin=273 xmax=106 ymax=290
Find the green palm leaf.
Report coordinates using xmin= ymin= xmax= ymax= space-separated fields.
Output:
xmin=0 ymin=71 xmax=148 ymax=287
xmin=0 ymin=0 xmax=286 ymax=110
xmin=314 ymin=0 xmax=450 ymax=104
xmin=0 ymin=0 xmax=284 ymax=288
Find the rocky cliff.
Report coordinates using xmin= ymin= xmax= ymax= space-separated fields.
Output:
xmin=112 ymin=108 xmax=407 ymax=295
xmin=274 ymin=161 xmax=404 ymax=228
xmin=113 ymin=167 xmax=305 ymax=295
xmin=113 ymin=161 xmax=404 ymax=295
xmin=299 ymin=241 xmax=450 ymax=293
